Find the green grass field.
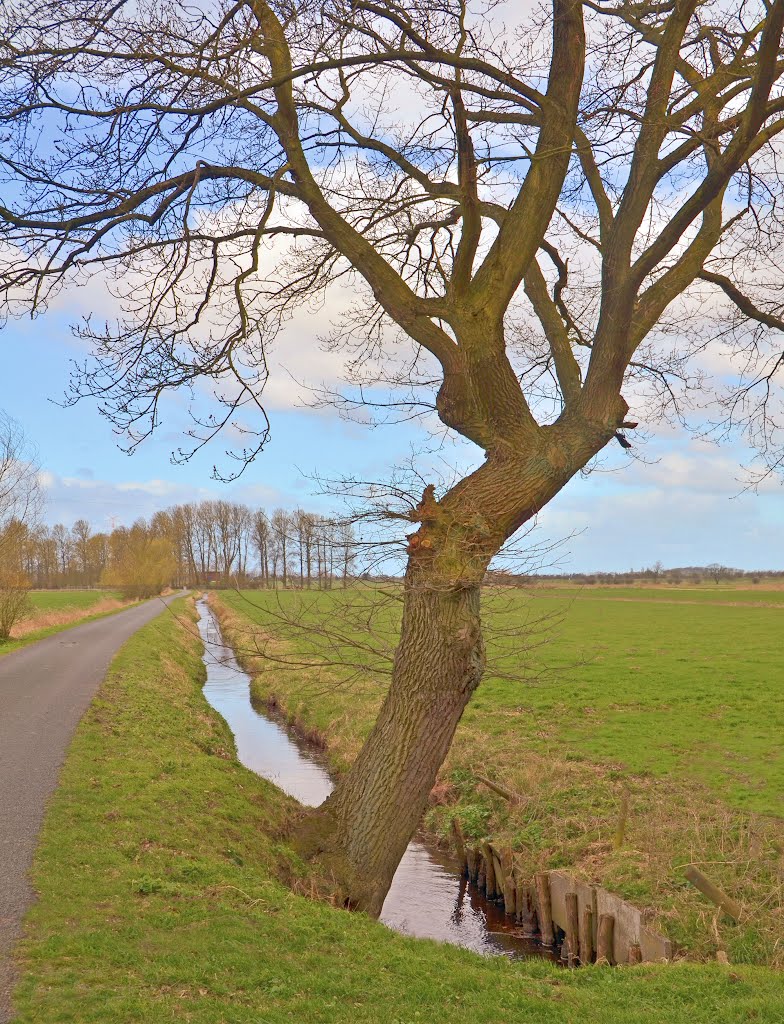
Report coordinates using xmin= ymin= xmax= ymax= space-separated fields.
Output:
xmin=529 ymin=584 xmax=784 ymax=605
xmin=28 ymin=589 xmax=123 ymax=612
xmin=214 ymin=585 xmax=784 ymax=965
xmin=13 ymin=597 xmax=784 ymax=1023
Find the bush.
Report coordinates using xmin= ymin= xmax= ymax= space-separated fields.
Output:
xmin=0 ymin=570 xmax=31 ymax=640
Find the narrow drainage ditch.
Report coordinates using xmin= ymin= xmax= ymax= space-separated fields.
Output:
xmin=196 ymin=598 xmax=557 ymax=962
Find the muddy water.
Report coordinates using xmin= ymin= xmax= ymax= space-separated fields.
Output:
xmin=196 ymin=599 xmax=553 ymax=961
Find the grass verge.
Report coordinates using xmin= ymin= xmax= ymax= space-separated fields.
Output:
xmin=0 ymin=594 xmax=136 ymax=657
xmin=12 ymin=596 xmax=784 ymax=1024
xmin=212 ymin=588 xmax=784 ymax=968
xmin=0 ymin=602 xmax=133 ymax=659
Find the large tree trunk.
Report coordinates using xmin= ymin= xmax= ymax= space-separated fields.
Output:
xmin=302 ymin=568 xmax=485 ymax=915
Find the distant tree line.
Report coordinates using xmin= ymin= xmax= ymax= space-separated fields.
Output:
xmin=491 ymin=564 xmax=783 ymax=586
xmin=0 ymin=501 xmax=358 ymax=592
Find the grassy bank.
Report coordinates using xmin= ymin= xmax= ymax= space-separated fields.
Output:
xmin=213 ymin=587 xmax=784 ymax=967
xmin=12 ymin=596 xmax=784 ymax=1023
xmin=0 ymin=590 xmax=132 ymax=656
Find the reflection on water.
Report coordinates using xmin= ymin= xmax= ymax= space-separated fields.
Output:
xmin=196 ymin=599 xmax=554 ymax=961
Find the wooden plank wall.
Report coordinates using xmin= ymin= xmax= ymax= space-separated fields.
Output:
xmin=548 ymin=870 xmax=672 ymax=964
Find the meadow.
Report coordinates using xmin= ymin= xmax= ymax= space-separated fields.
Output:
xmin=528 ymin=584 xmax=784 ymax=605
xmin=214 ymin=584 xmax=784 ymax=965
xmin=28 ymin=589 xmax=123 ymax=612
xmin=12 ymin=598 xmax=784 ymax=1023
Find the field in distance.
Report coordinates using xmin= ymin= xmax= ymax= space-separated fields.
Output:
xmin=525 ymin=582 xmax=784 ymax=605
xmin=28 ymin=589 xmax=124 ymax=613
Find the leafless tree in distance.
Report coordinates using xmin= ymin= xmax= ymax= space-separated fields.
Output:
xmin=0 ymin=412 xmax=42 ymax=638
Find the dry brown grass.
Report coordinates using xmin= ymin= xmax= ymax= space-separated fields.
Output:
xmin=435 ymin=732 xmax=784 ymax=966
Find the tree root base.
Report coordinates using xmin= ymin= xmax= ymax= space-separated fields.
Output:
xmin=287 ymin=806 xmax=384 ymax=916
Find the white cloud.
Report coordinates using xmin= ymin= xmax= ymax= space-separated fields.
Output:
xmin=40 ymin=471 xmax=282 ymax=531
xmin=537 ymin=436 xmax=784 ymax=572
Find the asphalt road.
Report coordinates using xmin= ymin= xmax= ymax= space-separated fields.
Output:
xmin=0 ymin=593 xmax=184 ymax=1022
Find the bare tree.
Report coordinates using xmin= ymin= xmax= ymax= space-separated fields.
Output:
xmin=0 ymin=413 xmax=41 ymax=549
xmin=337 ymin=521 xmax=357 ymax=588
xmin=51 ymin=524 xmax=72 ymax=580
xmin=103 ymin=520 xmax=177 ymax=598
xmin=3 ymin=0 xmax=784 ymax=912
xmin=252 ymin=509 xmax=271 ymax=586
xmin=707 ymin=562 xmax=729 ymax=584
xmin=270 ymin=508 xmax=290 ymax=587
xmin=0 ymin=414 xmax=41 ymax=638
xmin=293 ymin=508 xmax=315 ymax=587
xmin=0 ymin=574 xmax=31 ymax=641
xmin=71 ymin=518 xmax=92 ymax=582
xmin=214 ymin=499 xmax=250 ymax=579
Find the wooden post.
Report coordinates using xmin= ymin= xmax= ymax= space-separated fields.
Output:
xmin=517 ymin=883 xmax=538 ymax=935
xmin=534 ymin=872 xmax=555 ymax=946
xmin=565 ymin=892 xmax=580 ymax=967
xmin=492 ymin=849 xmax=504 ymax=902
xmin=477 ymin=856 xmax=486 ymax=893
xmin=466 ymin=847 xmax=479 ymax=884
xmin=596 ymin=914 xmax=615 ymax=965
xmin=560 ymin=940 xmax=569 ymax=963
xmin=627 ymin=942 xmax=642 ymax=965
xmin=613 ymin=787 xmax=631 ymax=851
xmin=684 ymin=866 xmax=742 ymax=922
xmin=481 ymin=842 xmax=496 ymax=899
xmin=501 ymin=847 xmax=516 ymax=917
xmin=451 ymin=817 xmax=467 ymax=877
xmin=514 ymin=868 xmax=524 ymax=923
xmin=579 ymin=906 xmax=593 ymax=965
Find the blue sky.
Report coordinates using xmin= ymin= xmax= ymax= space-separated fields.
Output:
xmin=2 ymin=297 xmax=783 ymax=574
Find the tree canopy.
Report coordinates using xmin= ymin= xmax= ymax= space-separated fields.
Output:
xmin=1 ymin=0 xmax=783 ymax=482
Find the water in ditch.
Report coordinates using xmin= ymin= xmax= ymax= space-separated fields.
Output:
xmin=196 ymin=598 xmax=554 ymax=961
